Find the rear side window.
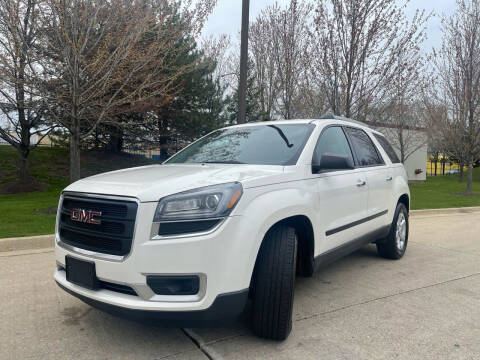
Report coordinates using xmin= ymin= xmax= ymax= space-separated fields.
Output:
xmin=314 ymin=126 xmax=354 ymax=165
xmin=374 ymin=134 xmax=401 ymax=164
xmin=344 ymin=127 xmax=384 ymax=167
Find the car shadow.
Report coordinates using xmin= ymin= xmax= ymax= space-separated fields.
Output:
xmin=69 ymin=244 xmax=386 ymax=345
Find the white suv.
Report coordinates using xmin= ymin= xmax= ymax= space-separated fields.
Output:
xmin=54 ymin=115 xmax=410 ymax=340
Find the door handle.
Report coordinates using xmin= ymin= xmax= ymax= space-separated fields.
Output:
xmin=356 ymin=180 xmax=367 ymax=187
xmin=386 ymin=176 xmax=393 ymax=182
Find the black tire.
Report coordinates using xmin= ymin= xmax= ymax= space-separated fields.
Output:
xmin=251 ymin=225 xmax=297 ymax=340
xmin=376 ymin=203 xmax=409 ymax=260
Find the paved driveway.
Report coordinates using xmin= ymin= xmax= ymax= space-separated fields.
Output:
xmin=1 ymin=209 xmax=479 ymax=360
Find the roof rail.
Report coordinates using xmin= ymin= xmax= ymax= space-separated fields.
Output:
xmin=319 ymin=113 xmax=370 ymax=128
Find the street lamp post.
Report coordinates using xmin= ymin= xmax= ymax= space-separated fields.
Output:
xmin=238 ymin=0 xmax=250 ymax=124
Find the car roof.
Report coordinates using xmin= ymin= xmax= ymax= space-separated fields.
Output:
xmin=228 ymin=119 xmax=313 ymax=128
xmin=228 ymin=113 xmax=375 ymax=133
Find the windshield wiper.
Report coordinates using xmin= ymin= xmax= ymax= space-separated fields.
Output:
xmin=267 ymin=125 xmax=294 ymax=148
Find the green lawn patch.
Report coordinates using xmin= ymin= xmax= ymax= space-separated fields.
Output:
xmin=0 ymin=182 xmax=67 ymax=238
xmin=410 ymin=168 xmax=480 ymax=210
xmin=0 ymin=146 xmax=156 ymax=238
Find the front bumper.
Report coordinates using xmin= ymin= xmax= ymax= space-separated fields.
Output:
xmin=55 ymin=204 xmax=257 ymax=319
xmin=55 ymin=277 xmax=248 ymax=326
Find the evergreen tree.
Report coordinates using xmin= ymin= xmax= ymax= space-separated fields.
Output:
xmin=156 ymin=52 xmax=227 ymax=158
xmin=95 ymin=3 xmax=227 ymax=158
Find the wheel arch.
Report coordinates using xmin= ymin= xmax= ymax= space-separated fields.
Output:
xmin=398 ymin=193 xmax=410 ymax=212
xmin=250 ymin=214 xmax=315 ymax=289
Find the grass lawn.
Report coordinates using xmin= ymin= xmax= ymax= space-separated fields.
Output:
xmin=410 ymin=168 xmax=480 ymax=210
xmin=0 ymin=146 xmax=155 ymax=238
xmin=0 ymin=181 xmax=67 ymax=238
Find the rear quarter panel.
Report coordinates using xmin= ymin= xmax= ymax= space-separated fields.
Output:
xmin=390 ymin=164 xmax=410 ymax=221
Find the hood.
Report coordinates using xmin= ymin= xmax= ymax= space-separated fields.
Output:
xmin=63 ymin=163 xmax=286 ymax=202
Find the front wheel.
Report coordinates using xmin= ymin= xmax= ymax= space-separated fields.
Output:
xmin=251 ymin=225 xmax=297 ymax=340
xmin=376 ymin=203 xmax=409 ymax=260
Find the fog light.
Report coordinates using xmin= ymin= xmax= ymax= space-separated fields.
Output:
xmin=147 ymin=275 xmax=200 ymax=295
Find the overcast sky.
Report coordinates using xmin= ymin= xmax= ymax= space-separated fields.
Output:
xmin=203 ymin=0 xmax=458 ymax=51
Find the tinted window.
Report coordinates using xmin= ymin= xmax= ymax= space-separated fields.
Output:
xmin=374 ymin=134 xmax=401 ymax=163
xmin=314 ymin=126 xmax=354 ymax=165
xmin=166 ymin=124 xmax=314 ymax=166
xmin=344 ymin=127 xmax=383 ymax=166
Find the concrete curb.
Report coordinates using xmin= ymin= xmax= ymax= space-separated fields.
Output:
xmin=411 ymin=206 xmax=480 ymax=217
xmin=0 ymin=234 xmax=54 ymax=253
xmin=1 ymin=206 xmax=479 ymax=252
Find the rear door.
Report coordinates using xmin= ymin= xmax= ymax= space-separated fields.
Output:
xmin=312 ymin=126 xmax=369 ymax=252
xmin=373 ymin=133 xmax=403 ymax=215
xmin=344 ymin=127 xmax=390 ymax=232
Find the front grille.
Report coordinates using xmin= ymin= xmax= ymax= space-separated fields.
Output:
xmin=59 ymin=195 xmax=138 ymax=256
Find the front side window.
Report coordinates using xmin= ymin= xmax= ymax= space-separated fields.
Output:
xmin=313 ymin=126 xmax=354 ymax=165
xmin=166 ymin=124 xmax=315 ymax=166
xmin=374 ymin=134 xmax=401 ymax=163
xmin=344 ymin=127 xmax=384 ymax=167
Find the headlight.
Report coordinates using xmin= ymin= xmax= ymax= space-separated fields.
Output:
xmin=153 ymin=182 xmax=243 ymax=222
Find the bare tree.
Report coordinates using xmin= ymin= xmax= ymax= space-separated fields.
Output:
xmin=249 ymin=13 xmax=278 ymax=120
xmin=176 ymin=0 xmax=218 ymax=37
xmin=248 ymin=0 xmax=312 ymax=120
xmin=201 ymin=34 xmax=232 ymax=82
xmin=0 ymin=0 xmax=50 ymax=183
xmin=38 ymin=0 xmax=216 ymax=182
xmin=423 ymin=100 xmax=447 ymax=177
xmin=424 ymin=98 xmax=470 ymax=181
xmin=370 ymin=39 xmax=430 ymax=162
xmin=443 ymin=119 xmax=471 ymax=181
xmin=311 ymin=0 xmax=429 ymax=120
xmin=431 ymin=0 xmax=480 ymax=194
xmin=270 ymin=0 xmax=312 ymax=119
xmin=290 ymin=84 xmax=328 ymax=119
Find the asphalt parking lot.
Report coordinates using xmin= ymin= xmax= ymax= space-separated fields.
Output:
xmin=1 ymin=208 xmax=480 ymax=360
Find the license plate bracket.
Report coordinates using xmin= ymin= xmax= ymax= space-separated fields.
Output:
xmin=65 ymin=256 xmax=99 ymax=290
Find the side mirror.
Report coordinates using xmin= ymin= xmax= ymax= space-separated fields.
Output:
xmin=312 ymin=153 xmax=354 ymax=173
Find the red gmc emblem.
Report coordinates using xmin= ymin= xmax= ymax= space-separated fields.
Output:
xmin=71 ymin=209 xmax=102 ymax=225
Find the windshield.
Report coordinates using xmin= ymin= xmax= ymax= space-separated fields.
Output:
xmin=166 ymin=124 xmax=315 ymax=166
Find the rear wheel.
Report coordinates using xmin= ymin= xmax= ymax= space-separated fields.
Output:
xmin=376 ymin=203 xmax=409 ymax=260
xmin=251 ymin=225 xmax=297 ymax=340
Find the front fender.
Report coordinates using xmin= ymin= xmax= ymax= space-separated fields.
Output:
xmin=234 ymin=184 xmax=317 ymax=287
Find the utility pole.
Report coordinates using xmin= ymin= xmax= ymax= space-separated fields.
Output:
xmin=238 ymin=0 xmax=250 ymax=124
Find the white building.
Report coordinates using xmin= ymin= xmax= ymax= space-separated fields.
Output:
xmin=369 ymin=123 xmax=428 ymax=182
